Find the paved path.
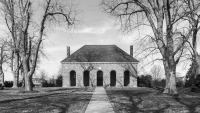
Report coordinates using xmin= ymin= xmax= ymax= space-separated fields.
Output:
xmin=85 ymin=87 xmax=115 ymax=113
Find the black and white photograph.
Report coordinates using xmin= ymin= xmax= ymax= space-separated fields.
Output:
xmin=0 ymin=0 xmax=200 ymax=113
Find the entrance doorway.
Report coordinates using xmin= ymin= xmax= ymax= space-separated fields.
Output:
xmin=110 ymin=70 xmax=116 ymax=86
xmin=97 ymin=71 xmax=103 ymax=86
xmin=70 ymin=71 xmax=76 ymax=86
xmin=124 ymin=70 xmax=130 ymax=86
xmin=83 ymin=70 xmax=90 ymax=86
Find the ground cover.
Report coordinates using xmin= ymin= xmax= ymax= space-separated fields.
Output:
xmin=106 ymin=87 xmax=200 ymax=113
xmin=0 ymin=87 xmax=94 ymax=113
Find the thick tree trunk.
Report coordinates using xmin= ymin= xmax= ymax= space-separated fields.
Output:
xmin=2 ymin=72 xmax=4 ymax=86
xmin=22 ymin=56 xmax=33 ymax=91
xmin=195 ymin=54 xmax=200 ymax=76
xmin=12 ymin=72 xmax=18 ymax=88
xmin=22 ymin=71 xmax=25 ymax=87
xmin=25 ymin=73 xmax=33 ymax=91
xmin=0 ymin=65 xmax=4 ymax=86
xmin=163 ymin=61 xmax=178 ymax=94
xmin=163 ymin=72 xmax=177 ymax=94
xmin=12 ymin=53 xmax=19 ymax=88
xmin=20 ymin=67 xmax=25 ymax=87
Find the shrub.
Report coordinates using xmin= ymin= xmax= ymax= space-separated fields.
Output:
xmin=176 ymin=81 xmax=184 ymax=87
xmin=48 ymin=82 xmax=56 ymax=87
xmin=138 ymin=74 xmax=153 ymax=88
xmin=194 ymin=74 xmax=200 ymax=88
xmin=56 ymin=75 xmax=62 ymax=87
xmin=41 ymin=80 xmax=49 ymax=87
xmin=191 ymin=85 xmax=196 ymax=92
xmin=152 ymin=79 xmax=166 ymax=88
xmin=185 ymin=61 xmax=196 ymax=87
xmin=4 ymin=81 xmax=13 ymax=87
xmin=185 ymin=74 xmax=195 ymax=87
xmin=0 ymin=84 xmax=4 ymax=90
xmin=40 ymin=75 xmax=62 ymax=87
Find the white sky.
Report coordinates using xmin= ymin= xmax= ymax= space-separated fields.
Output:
xmin=1 ymin=0 xmax=199 ymax=80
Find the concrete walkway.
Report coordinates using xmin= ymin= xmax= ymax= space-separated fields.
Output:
xmin=85 ymin=87 xmax=115 ymax=113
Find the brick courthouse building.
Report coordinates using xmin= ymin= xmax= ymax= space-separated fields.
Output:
xmin=61 ymin=45 xmax=139 ymax=87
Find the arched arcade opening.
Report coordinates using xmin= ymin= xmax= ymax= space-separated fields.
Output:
xmin=70 ymin=70 xmax=76 ymax=86
xmin=97 ymin=71 xmax=103 ymax=86
xmin=83 ymin=70 xmax=90 ymax=86
xmin=110 ymin=70 xmax=116 ymax=86
xmin=124 ymin=70 xmax=130 ymax=86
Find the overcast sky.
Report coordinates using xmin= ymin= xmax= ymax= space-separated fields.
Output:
xmin=1 ymin=0 xmax=199 ymax=80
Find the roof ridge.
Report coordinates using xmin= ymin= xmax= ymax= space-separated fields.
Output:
xmin=61 ymin=45 xmax=139 ymax=63
xmin=84 ymin=44 xmax=116 ymax=46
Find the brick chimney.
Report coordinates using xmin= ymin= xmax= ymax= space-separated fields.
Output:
xmin=67 ymin=46 xmax=70 ymax=57
xmin=130 ymin=45 xmax=133 ymax=57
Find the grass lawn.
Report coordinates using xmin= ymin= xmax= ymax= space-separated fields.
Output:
xmin=106 ymin=87 xmax=200 ymax=113
xmin=0 ymin=87 xmax=94 ymax=113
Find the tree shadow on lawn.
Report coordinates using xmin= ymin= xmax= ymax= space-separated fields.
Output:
xmin=173 ymin=94 xmax=200 ymax=113
xmin=107 ymin=89 xmax=175 ymax=113
xmin=0 ymin=92 xmax=66 ymax=104
xmin=40 ymin=87 xmax=94 ymax=93
xmin=154 ymin=87 xmax=200 ymax=113
xmin=107 ymin=88 xmax=200 ymax=113
xmin=107 ymin=89 xmax=152 ymax=113
xmin=0 ymin=88 xmax=91 ymax=104
xmin=44 ymin=88 xmax=82 ymax=92
xmin=0 ymin=90 xmax=92 ymax=113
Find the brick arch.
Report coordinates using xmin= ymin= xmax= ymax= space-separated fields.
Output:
xmin=70 ymin=70 xmax=76 ymax=86
xmin=124 ymin=70 xmax=130 ymax=86
xmin=110 ymin=70 xmax=116 ymax=86
xmin=83 ymin=70 xmax=90 ymax=86
xmin=97 ymin=70 xmax=103 ymax=86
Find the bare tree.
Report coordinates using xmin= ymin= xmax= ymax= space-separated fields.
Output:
xmin=0 ymin=0 xmax=79 ymax=91
xmin=150 ymin=65 xmax=163 ymax=80
xmin=102 ymin=0 xmax=190 ymax=94
xmin=0 ymin=0 xmax=21 ymax=88
xmin=181 ymin=0 xmax=200 ymax=77
xmin=0 ymin=38 xmax=10 ymax=86
xmin=39 ymin=70 xmax=48 ymax=82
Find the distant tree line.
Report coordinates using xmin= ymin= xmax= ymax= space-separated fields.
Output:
xmin=138 ymin=61 xmax=200 ymax=91
xmin=137 ymin=75 xmax=166 ymax=89
xmin=137 ymin=75 xmax=185 ymax=89
xmin=40 ymin=75 xmax=62 ymax=87
xmin=3 ymin=75 xmax=62 ymax=88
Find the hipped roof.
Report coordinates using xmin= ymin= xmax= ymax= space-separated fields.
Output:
xmin=61 ymin=45 xmax=139 ymax=63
